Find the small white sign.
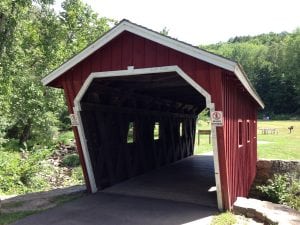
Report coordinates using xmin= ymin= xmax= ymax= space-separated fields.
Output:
xmin=211 ymin=111 xmax=223 ymax=126
xmin=70 ymin=114 xmax=79 ymax=126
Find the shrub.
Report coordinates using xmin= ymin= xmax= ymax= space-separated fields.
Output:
xmin=56 ymin=131 xmax=74 ymax=146
xmin=62 ymin=154 xmax=80 ymax=167
xmin=0 ymin=147 xmax=51 ymax=195
xmin=70 ymin=166 xmax=84 ymax=183
xmin=58 ymin=109 xmax=72 ymax=131
xmin=63 ymin=166 xmax=84 ymax=186
xmin=256 ymin=173 xmax=300 ymax=210
xmin=0 ymin=115 xmax=9 ymax=146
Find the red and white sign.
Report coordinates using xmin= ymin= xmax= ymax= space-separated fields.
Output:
xmin=211 ymin=111 xmax=223 ymax=126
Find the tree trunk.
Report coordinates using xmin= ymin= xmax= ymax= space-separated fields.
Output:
xmin=19 ymin=121 xmax=32 ymax=145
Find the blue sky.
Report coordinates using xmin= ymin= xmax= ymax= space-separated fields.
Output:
xmin=54 ymin=0 xmax=300 ymax=45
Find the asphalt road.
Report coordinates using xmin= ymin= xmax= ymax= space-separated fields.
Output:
xmin=13 ymin=155 xmax=218 ymax=225
xmin=13 ymin=192 xmax=218 ymax=225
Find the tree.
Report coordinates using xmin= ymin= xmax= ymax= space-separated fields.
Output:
xmin=202 ymin=30 xmax=300 ymax=116
xmin=0 ymin=0 xmax=112 ymax=145
xmin=160 ymin=27 xmax=169 ymax=36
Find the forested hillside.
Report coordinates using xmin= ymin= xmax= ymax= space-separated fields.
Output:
xmin=202 ymin=30 xmax=300 ymax=117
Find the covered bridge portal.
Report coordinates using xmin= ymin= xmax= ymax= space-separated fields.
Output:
xmin=42 ymin=20 xmax=264 ymax=210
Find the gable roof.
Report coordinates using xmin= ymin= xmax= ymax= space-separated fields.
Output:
xmin=42 ymin=19 xmax=264 ymax=108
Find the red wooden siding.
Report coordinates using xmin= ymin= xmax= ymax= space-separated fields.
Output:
xmin=220 ymin=72 xmax=258 ymax=208
xmin=51 ymin=31 xmax=259 ymax=209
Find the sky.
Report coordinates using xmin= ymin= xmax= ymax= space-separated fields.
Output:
xmin=54 ymin=0 xmax=300 ymax=45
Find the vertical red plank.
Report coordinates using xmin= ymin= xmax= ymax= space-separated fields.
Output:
xmin=111 ymin=36 xmax=123 ymax=70
xmin=70 ymin=65 xmax=82 ymax=98
xmin=144 ymin=40 xmax=157 ymax=67
xmin=195 ymin=61 xmax=210 ymax=93
xmin=133 ymin=35 xmax=145 ymax=68
xmin=181 ymin=55 xmax=196 ymax=79
xmin=100 ymin=45 xmax=112 ymax=71
xmin=81 ymin=58 xmax=92 ymax=85
xmin=122 ymin=32 xmax=133 ymax=68
xmin=156 ymin=44 xmax=169 ymax=66
xmin=62 ymin=74 xmax=74 ymax=112
xmin=168 ymin=49 xmax=182 ymax=66
xmin=91 ymin=49 xmax=102 ymax=72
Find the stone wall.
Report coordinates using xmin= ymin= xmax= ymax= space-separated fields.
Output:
xmin=249 ymin=159 xmax=300 ymax=197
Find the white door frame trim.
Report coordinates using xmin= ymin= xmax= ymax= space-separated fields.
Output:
xmin=73 ymin=65 xmax=223 ymax=210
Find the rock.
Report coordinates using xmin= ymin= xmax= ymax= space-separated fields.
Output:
xmin=233 ymin=197 xmax=300 ymax=225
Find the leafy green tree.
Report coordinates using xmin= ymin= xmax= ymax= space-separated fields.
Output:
xmin=0 ymin=0 xmax=112 ymax=146
xmin=60 ymin=0 xmax=112 ymax=57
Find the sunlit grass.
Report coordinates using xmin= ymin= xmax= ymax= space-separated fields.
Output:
xmin=194 ymin=119 xmax=212 ymax=155
xmin=56 ymin=130 xmax=74 ymax=145
xmin=0 ymin=211 xmax=39 ymax=225
xmin=211 ymin=211 xmax=236 ymax=225
xmin=257 ymin=120 xmax=300 ymax=160
xmin=194 ymin=120 xmax=300 ymax=160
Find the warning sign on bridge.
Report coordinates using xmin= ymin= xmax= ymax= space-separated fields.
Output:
xmin=211 ymin=111 xmax=223 ymax=126
xmin=70 ymin=114 xmax=79 ymax=126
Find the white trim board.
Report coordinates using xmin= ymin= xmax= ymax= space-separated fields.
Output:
xmin=42 ymin=19 xmax=264 ymax=109
xmin=73 ymin=65 xmax=224 ymax=210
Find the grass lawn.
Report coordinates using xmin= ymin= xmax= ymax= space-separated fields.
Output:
xmin=257 ymin=120 xmax=300 ymax=160
xmin=194 ymin=119 xmax=212 ymax=155
xmin=0 ymin=211 xmax=38 ymax=225
xmin=194 ymin=119 xmax=300 ymax=160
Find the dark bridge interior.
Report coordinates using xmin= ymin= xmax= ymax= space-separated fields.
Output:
xmin=80 ymin=72 xmax=207 ymax=189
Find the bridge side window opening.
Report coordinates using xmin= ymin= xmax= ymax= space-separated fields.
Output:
xmin=154 ymin=122 xmax=160 ymax=140
xmin=247 ymin=120 xmax=250 ymax=143
xmin=127 ymin=122 xmax=136 ymax=143
xmin=238 ymin=119 xmax=243 ymax=147
xmin=179 ymin=122 xmax=183 ymax=137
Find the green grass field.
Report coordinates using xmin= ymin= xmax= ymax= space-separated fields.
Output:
xmin=194 ymin=120 xmax=300 ymax=160
xmin=257 ymin=120 xmax=300 ymax=160
xmin=194 ymin=119 xmax=212 ymax=154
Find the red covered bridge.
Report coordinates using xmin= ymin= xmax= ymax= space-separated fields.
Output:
xmin=42 ymin=20 xmax=264 ymax=210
